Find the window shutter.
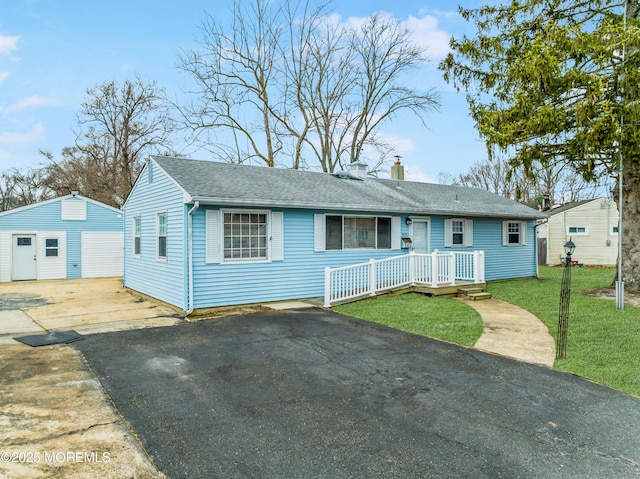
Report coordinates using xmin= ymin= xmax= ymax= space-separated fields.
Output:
xmin=464 ymin=219 xmax=473 ymax=247
xmin=314 ymin=214 xmax=326 ymax=252
xmin=206 ymin=210 xmax=221 ymax=263
xmin=391 ymin=216 xmax=401 ymax=250
xmin=444 ymin=219 xmax=453 ymax=247
xmin=271 ymin=212 xmax=284 ymax=261
xmin=520 ymin=221 xmax=527 ymax=245
xmin=502 ymin=221 xmax=508 ymax=246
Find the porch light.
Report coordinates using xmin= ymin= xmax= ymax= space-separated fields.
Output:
xmin=405 ymin=217 xmax=412 ymax=225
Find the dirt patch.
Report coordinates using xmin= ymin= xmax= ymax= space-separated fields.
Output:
xmin=187 ymin=304 xmax=272 ymax=321
xmin=0 ymin=344 xmax=163 ymax=479
xmin=0 ymin=293 xmax=49 ymax=311
xmin=582 ymin=286 xmax=640 ymax=307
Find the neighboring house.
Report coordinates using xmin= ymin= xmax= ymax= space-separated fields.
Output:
xmin=123 ymin=156 xmax=546 ymax=312
xmin=537 ymin=198 xmax=619 ymax=266
xmin=0 ymin=193 xmax=124 ymax=282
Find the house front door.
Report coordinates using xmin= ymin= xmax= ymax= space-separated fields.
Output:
xmin=12 ymin=234 xmax=37 ymax=281
xmin=410 ymin=219 xmax=430 ymax=254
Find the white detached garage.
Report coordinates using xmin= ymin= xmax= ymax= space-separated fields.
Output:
xmin=0 ymin=193 xmax=123 ymax=282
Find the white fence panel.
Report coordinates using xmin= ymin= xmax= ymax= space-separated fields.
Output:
xmin=324 ymin=251 xmax=485 ymax=307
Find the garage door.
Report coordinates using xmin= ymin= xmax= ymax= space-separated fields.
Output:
xmin=81 ymin=232 xmax=124 ymax=278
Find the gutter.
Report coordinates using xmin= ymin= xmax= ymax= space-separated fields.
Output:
xmin=189 ymin=196 xmax=546 ymax=220
xmin=186 ymin=201 xmax=200 ymax=315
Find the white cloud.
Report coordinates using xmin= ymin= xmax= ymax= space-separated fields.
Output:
xmin=330 ymin=11 xmax=451 ymax=61
xmin=0 ymin=35 xmax=19 ymax=55
xmin=404 ymin=166 xmax=437 ymax=184
xmin=0 ymin=72 xmax=9 ymax=84
xmin=5 ymin=95 xmax=56 ymax=112
xmin=0 ymin=122 xmax=45 ymax=148
xmin=404 ymin=15 xmax=451 ymax=59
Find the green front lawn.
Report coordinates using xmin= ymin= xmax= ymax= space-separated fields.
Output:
xmin=488 ymin=266 xmax=640 ymax=396
xmin=335 ymin=293 xmax=483 ymax=347
xmin=335 ymin=266 xmax=640 ymax=397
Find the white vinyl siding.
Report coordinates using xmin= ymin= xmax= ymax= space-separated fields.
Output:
xmin=61 ymin=199 xmax=87 ymax=220
xmin=444 ymin=219 xmax=473 ymax=247
xmin=37 ymin=232 xmax=66 ymax=280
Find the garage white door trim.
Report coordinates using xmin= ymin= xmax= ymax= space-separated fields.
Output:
xmin=82 ymin=232 xmax=124 ymax=278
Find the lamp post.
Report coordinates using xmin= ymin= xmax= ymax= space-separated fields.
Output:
xmin=556 ymin=238 xmax=576 ymax=360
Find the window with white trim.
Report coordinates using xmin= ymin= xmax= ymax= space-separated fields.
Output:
xmin=157 ymin=212 xmax=167 ymax=259
xmin=502 ymin=220 xmax=527 ymax=246
xmin=205 ymin=209 xmax=283 ymax=263
xmin=133 ymin=216 xmax=141 ymax=257
xmin=567 ymin=225 xmax=588 ymax=235
xmin=223 ymin=212 xmax=268 ymax=260
xmin=45 ymin=238 xmax=59 ymax=257
xmin=444 ymin=219 xmax=473 ymax=247
xmin=325 ymin=215 xmax=392 ymax=250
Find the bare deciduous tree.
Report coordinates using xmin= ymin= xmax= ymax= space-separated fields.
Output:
xmin=0 ymin=167 xmax=53 ymax=211
xmin=41 ymin=77 xmax=176 ymax=207
xmin=179 ymin=0 xmax=440 ymax=172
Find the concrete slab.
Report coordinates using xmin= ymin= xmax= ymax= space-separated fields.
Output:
xmin=0 ymin=310 xmax=46 ymax=335
xmin=262 ymin=300 xmax=316 ymax=310
xmin=461 ymin=298 xmax=556 ymax=367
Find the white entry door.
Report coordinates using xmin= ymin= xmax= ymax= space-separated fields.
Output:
xmin=411 ymin=220 xmax=430 ymax=254
xmin=12 ymin=234 xmax=37 ymax=281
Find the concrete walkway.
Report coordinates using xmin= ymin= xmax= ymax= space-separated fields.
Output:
xmin=460 ymin=298 xmax=556 ymax=367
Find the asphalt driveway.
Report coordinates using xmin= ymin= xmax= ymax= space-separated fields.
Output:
xmin=75 ymin=308 xmax=640 ymax=479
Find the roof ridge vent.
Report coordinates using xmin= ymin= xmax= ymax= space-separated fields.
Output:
xmin=332 ymin=171 xmax=364 ymax=181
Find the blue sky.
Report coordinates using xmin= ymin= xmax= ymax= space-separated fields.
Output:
xmin=1 ymin=0 xmax=487 ymax=183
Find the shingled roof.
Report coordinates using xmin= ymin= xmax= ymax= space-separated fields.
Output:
xmin=150 ymin=156 xmax=546 ymax=219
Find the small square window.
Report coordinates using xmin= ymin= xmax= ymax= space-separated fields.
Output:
xmin=45 ymin=238 xmax=59 ymax=257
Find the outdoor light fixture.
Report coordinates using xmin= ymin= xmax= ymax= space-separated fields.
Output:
xmin=557 ymin=237 xmax=576 ymax=360
xmin=406 ymin=217 xmax=412 ymax=225
xmin=564 ymin=238 xmax=576 ymax=258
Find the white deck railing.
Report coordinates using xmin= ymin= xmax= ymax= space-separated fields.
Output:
xmin=324 ymin=250 xmax=485 ymax=307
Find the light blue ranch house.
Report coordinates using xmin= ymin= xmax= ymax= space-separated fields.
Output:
xmin=123 ymin=156 xmax=546 ymax=313
xmin=0 ymin=193 xmax=123 ymax=282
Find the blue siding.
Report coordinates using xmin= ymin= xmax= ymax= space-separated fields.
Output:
xmin=188 ymin=210 xmax=538 ymax=309
xmin=123 ymin=165 xmax=539 ymax=311
xmin=0 ymin=197 xmax=123 ymax=279
xmin=430 ymin=216 xmax=537 ymax=280
xmin=67 ymin=231 xmax=82 ymax=278
xmin=123 ymin=165 xmax=187 ymax=309
xmin=191 ymin=208 xmax=410 ymax=308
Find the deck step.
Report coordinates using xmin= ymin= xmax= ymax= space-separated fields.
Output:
xmin=465 ymin=292 xmax=493 ymax=301
xmin=457 ymin=287 xmax=492 ymax=301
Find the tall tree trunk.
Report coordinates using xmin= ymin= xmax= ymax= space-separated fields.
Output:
xmin=620 ymin=158 xmax=640 ymax=291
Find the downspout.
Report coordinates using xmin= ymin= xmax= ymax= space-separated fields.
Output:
xmin=186 ymin=201 xmax=200 ymax=315
xmin=536 ymin=218 xmax=549 ymax=278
